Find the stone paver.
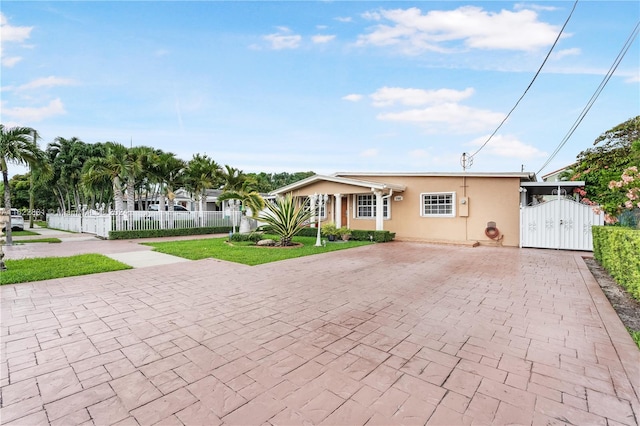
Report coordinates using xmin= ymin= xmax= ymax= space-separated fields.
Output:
xmin=1 ymin=241 xmax=639 ymax=425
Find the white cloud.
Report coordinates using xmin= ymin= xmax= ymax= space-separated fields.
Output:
xmin=370 ymin=87 xmax=474 ymax=107
xmin=312 ymin=34 xmax=336 ymax=44
xmin=1 ymin=13 xmax=33 ymax=68
xmin=2 ymin=56 xmax=22 ymax=67
xmin=2 ymin=98 xmax=66 ymax=122
xmin=357 ymin=6 xmax=564 ymax=54
xmin=360 ymin=148 xmax=379 ymax=157
xmin=468 ymin=134 xmax=547 ymax=159
xmin=263 ymin=27 xmax=302 ymax=50
xmin=377 ymin=103 xmax=503 ymax=133
xmin=17 ymin=76 xmax=76 ymax=91
xmin=342 ymin=94 xmax=363 ymax=102
xmin=514 ymin=3 xmax=558 ymax=12
xmin=552 ymin=47 xmax=580 ymax=60
xmin=0 ymin=13 xmax=33 ymax=43
xmin=335 ymin=16 xmax=353 ymax=23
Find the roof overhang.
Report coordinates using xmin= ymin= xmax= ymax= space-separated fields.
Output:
xmin=520 ymin=181 xmax=585 ymax=196
xmin=335 ymin=171 xmax=537 ymax=181
xmin=270 ymin=174 xmax=406 ymax=195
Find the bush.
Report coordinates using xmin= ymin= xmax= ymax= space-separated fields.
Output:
xmin=109 ymin=226 xmax=232 ymax=240
xmin=230 ymin=231 xmax=263 ymax=243
xmin=286 ymin=227 xmax=396 ymax=242
xmin=592 ymin=226 xmax=640 ymax=301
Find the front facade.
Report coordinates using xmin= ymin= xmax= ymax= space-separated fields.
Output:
xmin=272 ymin=172 xmax=536 ymax=247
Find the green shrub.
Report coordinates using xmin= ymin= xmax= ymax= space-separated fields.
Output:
xmin=109 ymin=226 xmax=232 ymax=240
xmin=230 ymin=231 xmax=264 ymax=243
xmin=297 ymin=227 xmax=395 ymax=242
xmin=592 ymin=226 xmax=640 ymax=301
xmin=297 ymin=227 xmax=320 ymax=237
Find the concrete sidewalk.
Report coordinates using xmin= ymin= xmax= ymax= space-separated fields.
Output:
xmin=1 ymin=243 xmax=638 ymax=425
xmin=5 ymin=227 xmax=221 ymax=268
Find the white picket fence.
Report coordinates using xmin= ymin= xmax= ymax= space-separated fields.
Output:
xmin=47 ymin=211 xmax=241 ymax=239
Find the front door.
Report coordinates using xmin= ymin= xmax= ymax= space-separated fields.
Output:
xmin=341 ymin=196 xmax=348 ymax=227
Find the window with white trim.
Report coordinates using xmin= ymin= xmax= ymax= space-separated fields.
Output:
xmin=421 ymin=192 xmax=455 ymax=217
xmin=305 ymin=196 xmax=327 ymax=218
xmin=356 ymin=194 xmax=389 ymax=218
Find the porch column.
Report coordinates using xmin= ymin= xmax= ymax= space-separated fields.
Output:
xmin=334 ymin=194 xmax=342 ymax=228
xmin=309 ymin=196 xmax=317 ymax=228
xmin=374 ymin=190 xmax=384 ymax=231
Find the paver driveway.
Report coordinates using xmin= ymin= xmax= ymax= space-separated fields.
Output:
xmin=1 ymin=243 xmax=639 ymax=425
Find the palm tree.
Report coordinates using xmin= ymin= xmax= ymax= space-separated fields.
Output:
xmin=82 ymin=142 xmax=129 ymax=213
xmin=1 ymin=124 xmax=47 ymax=244
xmin=184 ymin=154 xmax=220 ymax=212
xmin=218 ymin=165 xmax=267 ymax=233
xmin=259 ymin=194 xmax=311 ymax=246
xmin=147 ymin=151 xmax=185 ymax=211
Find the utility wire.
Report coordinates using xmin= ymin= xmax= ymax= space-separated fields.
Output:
xmin=469 ymin=0 xmax=579 ymax=159
xmin=536 ymin=20 xmax=640 ymax=175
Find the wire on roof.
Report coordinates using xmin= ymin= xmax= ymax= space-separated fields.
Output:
xmin=536 ymin=20 xmax=640 ymax=175
xmin=468 ymin=0 xmax=579 ymax=160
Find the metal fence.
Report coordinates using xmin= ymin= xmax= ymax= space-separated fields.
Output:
xmin=47 ymin=211 xmax=240 ymax=238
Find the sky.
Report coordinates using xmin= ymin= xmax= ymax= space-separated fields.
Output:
xmin=1 ymin=1 xmax=639 ymax=179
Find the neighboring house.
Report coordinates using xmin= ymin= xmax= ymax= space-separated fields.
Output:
xmin=541 ymin=163 xmax=576 ymax=182
xmin=271 ymin=171 xmax=601 ymax=250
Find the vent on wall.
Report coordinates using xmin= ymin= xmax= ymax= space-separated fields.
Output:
xmin=394 ymin=196 xmax=403 ymax=201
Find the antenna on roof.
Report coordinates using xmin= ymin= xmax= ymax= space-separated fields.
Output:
xmin=460 ymin=153 xmax=473 ymax=171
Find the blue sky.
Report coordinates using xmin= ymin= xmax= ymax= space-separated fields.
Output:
xmin=2 ymin=1 xmax=638 ymax=178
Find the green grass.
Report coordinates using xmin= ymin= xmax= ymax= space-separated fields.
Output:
xmin=35 ymin=220 xmax=47 ymax=227
xmin=16 ymin=238 xmax=62 ymax=244
xmin=7 ymin=230 xmax=39 ymax=236
xmin=1 ymin=254 xmax=132 ymax=285
xmin=628 ymin=328 xmax=640 ymax=349
xmin=144 ymin=235 xmax=372 ymax=266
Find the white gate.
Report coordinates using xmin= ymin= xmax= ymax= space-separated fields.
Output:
xmin=520 ymin=198 xmax=604 ymax=251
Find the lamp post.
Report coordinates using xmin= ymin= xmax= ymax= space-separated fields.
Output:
xmin=228 ymin=199 xmax=240 ymax=234
xmin=310 ymin=193 xmax=328 ymax=247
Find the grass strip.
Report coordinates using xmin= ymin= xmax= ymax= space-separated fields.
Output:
xmin=144 ymin=235 xmax=371 ymax=266
xmin=1 ymin=254 xmax=132 ymax=285
xmin=16 ymin=238 xmax=62 ymax=244
xmin=8 ymin=230 xmax=39 ymax=236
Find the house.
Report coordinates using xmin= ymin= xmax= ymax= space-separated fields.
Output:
xmin=271 ymin=171 xmax=602 ymax=250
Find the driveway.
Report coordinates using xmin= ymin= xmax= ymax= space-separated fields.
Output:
xmin=1 ymin=242 xmax=638 ymax=425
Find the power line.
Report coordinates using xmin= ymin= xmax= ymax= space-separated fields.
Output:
xmin=536 ymin=20 xmax=640 ymax=175
xmin=468 ymin=0 xmax=579 ymax=160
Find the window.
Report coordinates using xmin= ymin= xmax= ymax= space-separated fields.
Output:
xmin=356 ymin=194 xmax=389 ymax=218
xmin=305 ymin=196 xmax=327 ymax=218
xmin=421 ymin=192 xmax=455 ymax=217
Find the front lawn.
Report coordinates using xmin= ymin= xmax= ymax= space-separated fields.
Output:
xmin=8 ymin=230 xmax=39 ymax=236
xmin=1 ymin=254 xmax=132 ymax=285
xmin=15 ymin=238 xmax=62 ymax=244
xmin=144 ymin=235 xmax=371 ymax=266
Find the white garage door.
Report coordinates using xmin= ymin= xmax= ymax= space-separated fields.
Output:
xmin=520 ymin=198 xmax=604 ymax=251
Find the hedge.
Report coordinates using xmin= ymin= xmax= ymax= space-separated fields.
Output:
xmin=109 ymin=226 xmax=232 ymax=240
xmin=296 ymin=227 xmax=395 ymax=242
xmin=592 ymin=226 xmax=640 ymax=301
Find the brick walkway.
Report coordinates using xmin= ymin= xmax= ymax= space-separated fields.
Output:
xmin=1 ymin=243 xmax=638 ymax=425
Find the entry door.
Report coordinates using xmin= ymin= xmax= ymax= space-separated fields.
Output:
xmin=520 ymin=198 xmax=604 ymax=251
xmin=341 ymin=196 xmax=348 ymax=226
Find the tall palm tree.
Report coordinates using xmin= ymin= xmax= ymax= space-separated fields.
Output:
xmin=149 ymin=151 xmax=185 ymax=211
xmin=218 ymin=165 xmax=267 ymax=232
xmin=82 ymin=142 xmax=129 ymax=213
xmin=184 ymin=154 xmax=221 ymax=212
xmin=1 ymin=124 xmax=47 ymax=244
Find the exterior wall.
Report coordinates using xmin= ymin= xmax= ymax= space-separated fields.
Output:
xmin=281 ymin=175 xmax=523 ymax=247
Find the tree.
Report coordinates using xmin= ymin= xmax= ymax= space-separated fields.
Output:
xmin=0 ymin=124 xmax=47 ymax=244
xmin=218 ymin=172 xmax=266 ymax=233
xmin=570 ymin=116 xmax=640 ymax=223
xmin=184 ymin=154 xmax=220 ymax=212
xmin=82 ymin=142 xmax=130 ymax=213
xmin=259 ymin=194 xmax=312 ymax=246
xmin=149 ymin=151 xmax=186 ymax=211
